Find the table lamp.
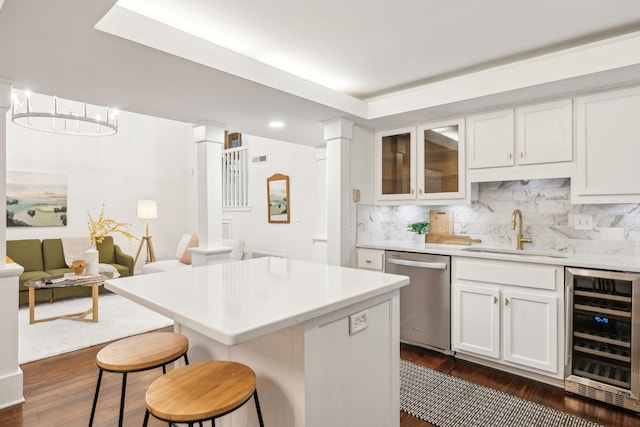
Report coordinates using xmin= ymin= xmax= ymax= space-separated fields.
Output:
xmin=134 ymin=200 xmax=157 ymax=264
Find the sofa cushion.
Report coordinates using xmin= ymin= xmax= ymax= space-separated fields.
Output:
xmin=7 ymin=239 xmax=45 ymax=272
xmin=97 ymin=236 xmax=116 ymax=264
xmin=42 ymin=238 xmax=71 ymax=271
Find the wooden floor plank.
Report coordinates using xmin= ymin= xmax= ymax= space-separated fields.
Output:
xmin=1 ymin=331 xmax=639 ymax=426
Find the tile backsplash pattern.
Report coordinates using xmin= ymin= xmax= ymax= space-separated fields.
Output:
xmin=357 ymin=179 xmax=640 ymax=256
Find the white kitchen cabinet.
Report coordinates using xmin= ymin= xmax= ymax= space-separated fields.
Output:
xmin=452 ymin=283 xmax=500 ymax=359
xmin=572 ymin=85 xmax=640 ymax=204
xmin=452 ymin=257 xmax=563 ymax=379
xmin=356 ymin=248 xmax=385 ymax=271
xmin=416 ymin=118 xmax=466 ymax=201
xmin=374 ymin=126 xmax=416 ymax=201
xmin=467 ymin=100 xmax=572 ymax=182
xmin=375 ymin=120 xmax=469 ymax=204
xmin=467 ymin=109 xmax=514 ymax=169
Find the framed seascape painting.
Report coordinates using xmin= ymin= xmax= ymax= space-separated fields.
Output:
xmin=267 ymin=173 xmax=289 ymax=224
xmin=6 ymin=171 xmax=68 ymax=227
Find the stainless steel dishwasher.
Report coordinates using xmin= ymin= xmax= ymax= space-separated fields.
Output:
xmin=385 ymin=250 xmax=451 ymax=354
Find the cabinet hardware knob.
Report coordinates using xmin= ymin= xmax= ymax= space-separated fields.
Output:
xmin=505 ymin=298 xmax=509 ymax=306
xmin=493 ymin=296 xmax=498 ymax=304
xmin=365 ymin=260 xmax=372 ymax=263
xmin=418 ymin=188 xmax=423 ymax=194
xmin=520 ymin=152 xmax=524 ymax=159
xmin=508 ymin=153 xmax=512 ymax=160
xmin=411 ymin=188 xmax=414 ymax=194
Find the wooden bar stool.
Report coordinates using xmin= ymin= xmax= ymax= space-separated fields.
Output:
xmin=89 ymin=331 xmax=189 ymax=427
xmin=143 ymin=360 xmax=265 ymax=427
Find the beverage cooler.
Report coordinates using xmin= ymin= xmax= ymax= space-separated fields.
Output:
xmin=565 ymin=267 xmax=640 ymax=412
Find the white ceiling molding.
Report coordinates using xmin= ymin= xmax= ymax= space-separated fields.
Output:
xmin=367 ymin=32 xmax=640 ymax=120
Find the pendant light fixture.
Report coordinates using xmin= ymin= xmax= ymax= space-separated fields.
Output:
xmin=11 ymin=90 xmax=118 ymax=136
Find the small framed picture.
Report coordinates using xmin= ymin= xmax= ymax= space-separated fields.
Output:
xmin=225 ymin=132 xmax=242 ymax=149
xmin=267 ymin=173 xmax=290 ymax=224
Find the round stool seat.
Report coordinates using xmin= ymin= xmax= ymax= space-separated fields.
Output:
xmin=96 ymin=331 xmax=189 ymax=372
xmin=146 ymin=361 xmax=257 ymax=423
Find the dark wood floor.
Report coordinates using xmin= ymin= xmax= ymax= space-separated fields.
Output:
xmin=1 ymin=330 xmax=639 ymax=426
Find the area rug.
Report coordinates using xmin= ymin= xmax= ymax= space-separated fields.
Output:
xmin=19 ymin=294 xmax=173 ymax=364
xmin=400 ymin=359 xmax=603 ymax=427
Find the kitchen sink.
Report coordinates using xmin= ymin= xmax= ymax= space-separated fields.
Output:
xmin=462 ymin=246 xmax=568 ymax=258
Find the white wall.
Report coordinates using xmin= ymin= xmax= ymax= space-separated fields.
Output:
xmin=5 ymin=109 xmax=197 ymax=272
xmin=222 ymin=135 xmax=318 ymax=261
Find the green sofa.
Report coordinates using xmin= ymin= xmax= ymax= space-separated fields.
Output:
xmin=7 ymin=236 xmax=134 ymax=305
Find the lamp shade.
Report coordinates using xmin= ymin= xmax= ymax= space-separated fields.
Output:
xmin=137 ymin=200 xmax=158 ymax=219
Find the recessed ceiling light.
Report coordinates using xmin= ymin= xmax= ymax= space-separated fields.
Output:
xmin=269 ymin=121 xmax=284 ymax=128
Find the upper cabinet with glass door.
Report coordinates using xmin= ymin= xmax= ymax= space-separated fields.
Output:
xmin=417 ymin=118 xmax=466 ymax=201
xmin=374 ymin=126 xmax=416 ymax=201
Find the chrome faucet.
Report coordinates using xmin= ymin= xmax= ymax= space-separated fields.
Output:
xmin=511 ymin=209 xmax=532 ymax=250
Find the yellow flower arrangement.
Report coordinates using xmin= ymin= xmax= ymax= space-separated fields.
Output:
xmin=88 ymin=205 xmax=136 ymax=246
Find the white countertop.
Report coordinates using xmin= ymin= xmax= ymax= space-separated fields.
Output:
xmin=358 ymin=240 xmax=640 ymax=272
xmin=105 ymin=257 xmax=409 ymax=345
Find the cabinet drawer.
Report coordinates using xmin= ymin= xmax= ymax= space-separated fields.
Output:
xmin=357 ymin=249 xmax=384 ymax=271
xmin=455 ymin=258 xmax=557 ymax=290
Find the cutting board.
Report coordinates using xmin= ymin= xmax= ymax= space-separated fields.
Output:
xmin=426 ymin=234 xmax=482 ymax=245
xmin=429 ymin=210 xmax=454 ymax=235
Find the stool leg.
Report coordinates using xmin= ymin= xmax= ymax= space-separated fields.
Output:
xmin=118 ymin=372 xmax=128 ymax=427
xmin=184 ymin=353 xmax=190 ymax=365
xmin=88 ymin=368 xmax=103 ymax=427
xmin=254 ymin=390 xmax=265 ymax=427
xmin=142 ymin=409 xmax=150 ymax=427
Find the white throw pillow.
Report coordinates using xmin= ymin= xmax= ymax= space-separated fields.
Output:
xmin=223 ymin=239 xmax=245 ymax=261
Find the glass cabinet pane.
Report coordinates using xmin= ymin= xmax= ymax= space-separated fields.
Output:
xmin=381 ymin=132 xmax=412 ymax=195
xmin=422 ymin=125 xmax=459 ymax=194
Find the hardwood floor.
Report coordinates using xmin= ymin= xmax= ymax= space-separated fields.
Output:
xmin=1 ymin=332 xmax=639 ymax=426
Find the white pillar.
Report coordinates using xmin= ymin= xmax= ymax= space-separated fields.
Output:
xmin=190 ymin=123 xmax=232 ymax=266
xmin=0 ymin=78 xmax=25 ymax=409
xmin=312 ymin=147 xmax=328 ymax=264
xmin=324 ymin=118 xmax=353 ymax=266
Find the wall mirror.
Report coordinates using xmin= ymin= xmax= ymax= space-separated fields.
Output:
xmin=267 ymin=173 xmax=290 ymax=223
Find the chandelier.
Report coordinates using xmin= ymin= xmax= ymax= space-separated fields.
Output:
xmin=11 ymin=90 xmax=118 ymax=136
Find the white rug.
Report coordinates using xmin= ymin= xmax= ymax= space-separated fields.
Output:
xmin=19 ymin=293 xmax=174 ymax=364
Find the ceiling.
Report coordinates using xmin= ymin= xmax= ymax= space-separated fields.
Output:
xmin=1 ymin=0 xmax=640 ymax=146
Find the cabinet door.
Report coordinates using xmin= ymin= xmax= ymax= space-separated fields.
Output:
xmin=573 ymin=86 xmax=640 ymax=203
xmin=452 ymin=283 xmax=500 ymax=359
xmin=516 ymin=99 xmax=572 ymax=165
xmin=467 ymin=110 xmax=514 ymax=169
xmin=416 ymin=118 xmax=466 ymax=201
xmin=375 ymin=127 xmax=416 ymax=201
xmin=503 ymin=290 xmax=558 ymax=373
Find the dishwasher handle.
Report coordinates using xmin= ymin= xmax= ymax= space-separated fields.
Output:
xmin=386 ymin=258 xmax=447 ymax=270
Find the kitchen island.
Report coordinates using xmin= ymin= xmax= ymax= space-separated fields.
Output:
xmin=106 ymin=257 xmax=409 ymax=427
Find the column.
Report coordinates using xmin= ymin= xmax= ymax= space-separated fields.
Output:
xmin=190 ymin=123 xmax=232 ymax=266
xmin=0 ymin=77 xmax=25 ymax=409
xmin=324 ymin=118 xmax=353 ymax=266
xmin=312 ymin=147 xmax=327 ymax=264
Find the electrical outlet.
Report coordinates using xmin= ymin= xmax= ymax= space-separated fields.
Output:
xmin=574 ymin=214 xmax=593 ymax=230
xmin=349 ymin=309 xmax=368 ymax=335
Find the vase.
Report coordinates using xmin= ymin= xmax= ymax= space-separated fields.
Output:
xmin=413 ymin=233 xmax=425 ymax=243
xmin=84 ymin=245 xmax=99 ymax=275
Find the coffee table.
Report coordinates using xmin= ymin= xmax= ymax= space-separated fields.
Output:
xmin=24 ymin=272 xmax=117 ymax=324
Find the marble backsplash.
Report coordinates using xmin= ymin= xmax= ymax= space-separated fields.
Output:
xmin=357 ymin=179 xmax=640 ymax=256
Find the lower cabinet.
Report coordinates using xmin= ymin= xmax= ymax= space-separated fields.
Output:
xmin=452 ymin=257 xmax=563 ymax=379
xmin=356 ymin=248 xmax=385 ymax=271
